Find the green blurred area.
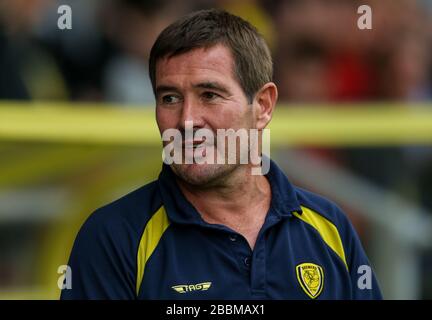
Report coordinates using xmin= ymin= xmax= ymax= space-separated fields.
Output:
xmin=0 ymin=142 xmax=162 ymax=299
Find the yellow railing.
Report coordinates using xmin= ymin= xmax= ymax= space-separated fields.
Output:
xmin=1 ymin=101 xmax=432 ymax=146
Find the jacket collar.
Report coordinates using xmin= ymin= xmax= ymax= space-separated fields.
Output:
xmin=157 ymin=159 xmax=302 ymax=225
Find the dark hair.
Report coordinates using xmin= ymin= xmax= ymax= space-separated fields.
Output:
xmin=149 ymin=9 xmax=273 ymax=102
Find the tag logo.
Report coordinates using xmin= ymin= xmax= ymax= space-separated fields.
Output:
xmin=172 ymin=282 xmax=212 ymax=293
xmin=296 ymin=263 xmax=324 ymax=299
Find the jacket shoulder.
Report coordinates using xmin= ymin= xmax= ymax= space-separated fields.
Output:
xmin=294 ymin=186 xmax=351 ymax=229
xmin=79 ymin=180 xmax=162 ymax=246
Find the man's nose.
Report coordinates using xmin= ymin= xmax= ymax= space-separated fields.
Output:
xmin=178 ymin=97 xmax=205 ymax=130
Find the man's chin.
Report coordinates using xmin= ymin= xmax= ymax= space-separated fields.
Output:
xmin=170 ymin=163 xmax=236 ymax=187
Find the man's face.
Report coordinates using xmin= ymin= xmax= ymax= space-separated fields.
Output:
xmin=155 ymin=44 xmax=255 ymax=186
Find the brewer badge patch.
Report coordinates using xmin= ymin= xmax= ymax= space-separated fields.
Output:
xmin=296 ymin=263 xmax=324 ymax=299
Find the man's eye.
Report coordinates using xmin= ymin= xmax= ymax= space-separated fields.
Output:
xmin=161 ymin=95 xmax=180 ymax=104
xmin=202 ymin=92 xmax=220 ymax=100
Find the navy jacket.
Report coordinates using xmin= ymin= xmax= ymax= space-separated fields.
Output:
xmin=61 ymin=160 xmax=382 ymax=299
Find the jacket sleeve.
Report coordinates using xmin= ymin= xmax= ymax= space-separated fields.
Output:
xmin=60 ymin=208 xmax=137 ymax=300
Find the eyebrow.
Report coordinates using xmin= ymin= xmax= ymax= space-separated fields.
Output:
xmin=193 ymin=82 xmax=231 ymax=96
xmin=155 ymin=81 xmax=232 ymax=97
xmin=155 ymin=85 xmax=179 ymax=97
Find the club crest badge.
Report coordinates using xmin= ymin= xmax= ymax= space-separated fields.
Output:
xmin=296 ymin=263 xmax=324 ymax=299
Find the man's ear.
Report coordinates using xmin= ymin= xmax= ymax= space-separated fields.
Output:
xmin=253 ymin=82 xmax=278 ymax=130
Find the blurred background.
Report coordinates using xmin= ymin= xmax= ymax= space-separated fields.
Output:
xmin=0 ymin=0 xmax=432 ymax=299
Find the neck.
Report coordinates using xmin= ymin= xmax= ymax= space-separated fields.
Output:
xmin=176 ymin=164 xmax=271 ymax=230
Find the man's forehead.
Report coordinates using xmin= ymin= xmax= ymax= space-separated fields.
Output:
xmin=156 ymin=44 xmax=235 ymax=77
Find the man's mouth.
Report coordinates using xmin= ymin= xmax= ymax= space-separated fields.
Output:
xmin=183 ymin=140 xmax=207 ymax=149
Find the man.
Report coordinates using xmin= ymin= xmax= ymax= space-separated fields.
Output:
xmin=61 ymin=9 xmax=382 ymax=300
